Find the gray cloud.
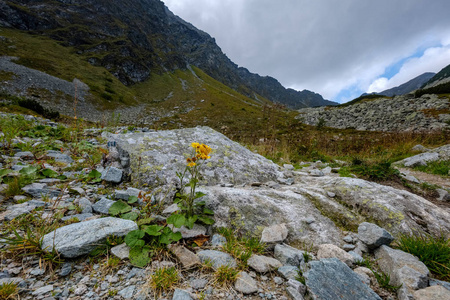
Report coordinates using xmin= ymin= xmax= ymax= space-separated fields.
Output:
xmin=163 ymin=0 xmax=450 ymax=102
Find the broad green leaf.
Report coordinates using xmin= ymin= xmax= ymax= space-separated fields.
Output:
xmin=124 ymin=230 xmax=145 ymax=247
xmin=197 ymin=215 xmax=215 ymax=225
xmin=144 ymin=225 xmax=163 ymax=236
xmin=194 ymin=192 xmax=206 ymax=199
xmin=88 ymin=169 xmax=102 ymax=179
xmin=121 ymin=212 xmax=139 ymax=221
xmin=57 ymin=175 xmax=67 ymax=180
xmin=19 ymin=166 xmax=38 ymax=176
xmin=128 ymin=195 xmax=138 ymax=204
xmin=129 ymin=245 xmax=152 ymax=267
xmin=185 ymin=215 xmax=198 ymax=229
xmin=159 ymin=227 xmax=182 ymax=245
xmin=167 ymin=214 xmax=186 ymax=228
xmin=0 ymin=169 xmax=12 ymax=177
xmin=203 ymin=208 xmax=214 ymax=215
xmin=42 ymin=168 xmax=58 ymax=178
xmin=137 ymin=217 xmax=154 ymax=226
xmin=108 ymin=200 xmax=132 ymax=216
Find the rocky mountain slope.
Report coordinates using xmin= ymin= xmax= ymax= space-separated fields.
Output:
xmin=0 ymin=0 xmax=336 ymax=109
xmin=0 ymin=112 xmax=449 ymax=299
xmin=423 ymin=63 xmax=450 ymax=89
xmin=297 ymin=93 xmax=450 ymax=132
xmin=376 ymin=72 xmax=435 ymax=97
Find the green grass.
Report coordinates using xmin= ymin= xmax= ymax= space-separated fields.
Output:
xmin=150 ymin=267 xmax=179 ymax=292
xmin=338 ymin=159 xmax=400 ymax=181
xmin=213 ymin=265 xmax=239 ymax=287
xmin=0 ymin=282 xmax=18 ymax=300
xmin=395 ymin=232 xmax=450 ymax=281
xmin=413 ymin=160 xmax=450 ymax=176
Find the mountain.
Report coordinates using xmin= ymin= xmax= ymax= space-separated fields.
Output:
xmin=422 ymin=63 xmax=450 ymax=89
xmin=377 ymin=72 xmax=435 ymax=96
xmin=0 ymin=0 xmax=336 ymax=109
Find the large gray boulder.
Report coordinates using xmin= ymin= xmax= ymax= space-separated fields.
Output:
xmin=41 ymin=217 xmax=138 ymax=258
xmin=357 ymin=222 xmax=394 ymax=250
xmin=201 ymin=186 xmax=343 ymax=246
xmin=304 ymin=258 xmax=381 ymax=300
xmin=293 ymin=176 xmax=450 ymax=237
xmin=104 ymin=126 xmax=283 ymax=187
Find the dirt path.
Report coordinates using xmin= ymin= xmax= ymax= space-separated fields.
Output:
xmin=398 ymin=168 xmax=450 ymax=189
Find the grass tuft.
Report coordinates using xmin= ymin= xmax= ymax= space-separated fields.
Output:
xmin=395 ymin=232 xmax=450 ymax=281
xmin=0 ymin=282 xmax=18 ymax=300
xmin=213 ymin=265 xmax=239 ymax=287
xmin=150 ymin=267 xmax=179 ymax=293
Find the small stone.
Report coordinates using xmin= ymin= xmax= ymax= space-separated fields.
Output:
xmin=277 ymin=265 xmax=299 ymax=280
xmin=358 ymin=222 xmax=394 ymax=250
xmin=274 ymin=244 xmax=305 ymax=267
xmin=317 ymin=244 xmax=355 ymax=267
xmin=353 ymin=267 xmax=375 ymax=286
xmin=162 ymin=203 xmax=180 ymax=215
xmin=190 ymin=278 xmax=208 ymax=290
xmin=32 ymin=285 xmax=53 ymax=296
xmin=283 ymin=164 xmax=294 ymax=170
xmin=343 ymin=235 xmax=353 ymax=243
xmin=327 ymin=191 xmax=336 ymax=198
xmin=343 ymin=244 xmax=356 ymax=251
xmin=118 ymin=285 xmax=135 ymax=299
xmin=413 ymin=285 xmax=450 ymax=300
xmin=286 ymin=287 xmax=304 ymax=300
xmin=172 ymin=288 xmax=193 ymax=300
xmin=436 ymin=189 xmax=450 ymax=202
xmin=234 ymin=271 xmax=258 ymax=294
xmin=348 ymin=251 xmax=364 ymax=264
xmin=111 ymin=243 xmax=130 ymax=260
xmin=287 ymin=279 xmax=306 ymax=296
xmin=168 ymin=244 xmax=201 ymax=269
xmin=92 ymin=198 xmax=116 ymax=214
xmin=210 ymin=234 xmax=227 ymax=247
xmin=59 ymin=263 xmax=72 ymax=277
xmin=247 ymin=255 xmax=282 ymax=273
xmin=273 ymin=277 xmax=284 ymax=285
xmin=197 ymin=250 xmax=237 ymax=270
xmin=101 ymin=166 xmax=123 ymax=183
xmin=309 ymin=169 xmax=324 ymax=177
xmin=305 ymin=217 xmax=315 ymax=224
xmin=260 ymin=223 xmax=288 ymax=243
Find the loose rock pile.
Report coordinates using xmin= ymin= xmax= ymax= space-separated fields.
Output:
xmin=297 ymin=94 xmax=450 ymax=132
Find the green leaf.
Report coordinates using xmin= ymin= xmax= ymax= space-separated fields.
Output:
xmin=144 ymin=225 xmax=164 ymax=236
xmin=57 ymin=175 xmax=67 ymax=180
xmin=159 ymin=227 xmax=182 ymax=245
xmin=0 ymin=169 xmax=12 ymax=177
xmin=128 ymin=195 xmax=138 ymax=204
xmin=185 ymin=215 xmax=198 ymax=229
xmin=121 ymin=212 xmax=139 ymax=221
xmin=41 ymin=168 xmax=58 ymax=178
xmin=129 ymin=245 xmax=152 ymax=268
xmin=167 ymin=214 xmax=186 ymax=228
xmin=124 ymin=230 xmax=145 ymax=247
xmin=197 ymin=215 xmax=215 ymax=225
xmin=137 ymin=217 xmax=154 ymax=226
xmin=88 ymin=169 xmax=102 ymax=179
xmin=108 ymin=200 xmax=132 ymax=216
xmin=203 ymin=208 xmax=214 ymax=215
xmin=68 ymin=204 xmax=77 ymax=210
xmin=194 ymin=192 xmax=206 ymax=199
xmin=19 ymin=166 xmax=38 ymax=176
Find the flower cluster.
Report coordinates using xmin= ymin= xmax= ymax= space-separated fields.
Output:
xmin=186 ymin=143 xmax=211 ymax=167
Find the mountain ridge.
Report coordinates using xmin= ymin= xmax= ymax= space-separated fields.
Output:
xmin=0 ymin=0 xmax=337 ymax=108
xmin=377 ymin=72 xmax=435 ymax=97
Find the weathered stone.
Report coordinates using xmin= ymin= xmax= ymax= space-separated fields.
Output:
xmin=32 ymin=285 xmax=53 ymax=296
xmin=75 ymin=197 xmax=92 ymax=213
xmin=41 ymin=217 xmax=138 ymax=258
xmin=172 ymin=289 xmax=193 ymax=300
xmin=234 ymin=271 xmax=258 ymax=294
xmin=274 ymin=244 xmax=305 ymax=267
xmin=260 ymin=223 xmax=288 ymax=243
xmin=353 ymin=267 xmax=375 ymax=286
xmin=101 ymin=166 xmax=123 ymax=183
xmin=168 ymin=244 xmax=200 ymax=269
xmin=287 ymin=278 xmax=306 ymax=296
xmin=309 ymin=169 xmax=324 ymax=177
xmin=118 ymin=285 xmax=135 ymax=299
xmin=277 ymin=265 xmax=299 ymax=280
xmin=0 ymin=200 xmax=46 ymax=221
xmin=247 ymin=255 xmax=282 ymax=273
xmin=197 ymin=250 xmax=237 ymax=269
xmin=402 ymin=152 xmax=440 ymax=167
xmin=317 ymin=244 xmax=355 ymax=267
xmin=210 ymin=234 xmax=226 ymax=247
xmin=170 ymin=224 xmax=206 ymax=239
xmin=46 ymin=150 xmax=73 ymax=164
xmin=375 ymin=245 xmax=429 ymax=297
xmin=162 ymin=203 xmax=179 ymax=215
xmin=429 ymin=278 xmax=450 ymax=291
xmin=304 ymin=258 xmax=381 ymax=300
xmin=286 ymin=286 xmax=304 ymax=300
xmin=92 ymin=198 xmax=116 ymax=214
xmin=22 ymin=183 xmax=60 ymax=198
xmin=413 ymin=285 xmax=450 ymax=300
xmin=60 ymin=213 xmax=94 ymax=222
xmin=111 ymin=243 xmax=130 ymax=260
xmin=358 ymin=222 xmax=394 ymax=250
xmin=106 ymin=127 xmax=283 ymax=187
xmin=436 ymin=189 xmax=450 ymax=202
xmin=190 ymin=278 xmax=208 ymax=290
xmin=14 ymin=151 xmax=34 ymax=159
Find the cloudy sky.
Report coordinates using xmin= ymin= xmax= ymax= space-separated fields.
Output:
xmin=163 ymin=0 xmax=450 ymax=103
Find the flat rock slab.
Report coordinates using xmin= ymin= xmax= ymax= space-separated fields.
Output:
xmin=357 ymin=222 xmax=394 ymax=250
xmin=197 ymin=250 xmax=237 ymax=270
xmin=235 ymin=271 xmax=258 ymax=294
xmin=304 ymin=258 xmax=381 ymax=300
xmin=105 ymin=126 xmax=283 ymax=187
xmin=41 ymin=217 xmax=138 ymax=258
xmin=168 ymin=244 xmax=201 ymax=269
xmin=247 ymin=254 xmax=282 ymax=273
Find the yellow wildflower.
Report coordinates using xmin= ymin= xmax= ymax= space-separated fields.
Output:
xmin=188 ymin=162 xmax=196 ymax=167
xmin=191 ymin=142 xmax=200 ymax=149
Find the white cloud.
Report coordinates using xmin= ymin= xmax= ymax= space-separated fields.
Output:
xmin=163 ymin=0 xmax=450 ymax=103
xmin=367 ymin=44 xmax=450 ymax=93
